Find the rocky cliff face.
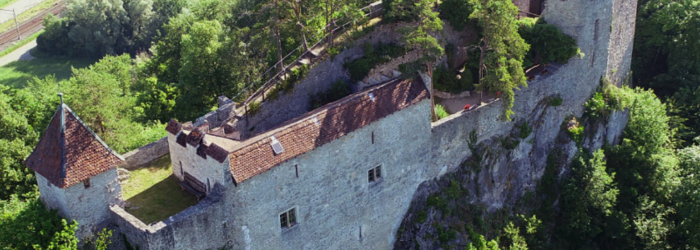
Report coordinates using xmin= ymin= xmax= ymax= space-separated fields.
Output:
xmin=394 ymin=0 xmax=637 ymax=247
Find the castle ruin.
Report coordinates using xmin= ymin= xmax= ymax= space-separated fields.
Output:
xmin=25 ymin=0 xmax=638 ymax=248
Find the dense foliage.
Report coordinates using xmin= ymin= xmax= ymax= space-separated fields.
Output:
xmin=517 ymin=18 xmax=579 ymax=68
xmin=633 ymin=0 xmax=700 ymax=146
xmin=469 ymin=0 xmax=529 ymax=120
xmin=0 ymin=194 xmax=78 ymax=249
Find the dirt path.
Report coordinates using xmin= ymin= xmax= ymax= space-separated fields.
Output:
xmin=0 ymin=39 xmax=35 ymax=67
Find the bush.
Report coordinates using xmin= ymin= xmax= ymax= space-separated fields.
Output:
xmin=501 ymin=136 xmax=520 ymax=150
xmin=309 ymin=80 xmax=351 ymax=109
xmin=549 ymin=96 xmax=563 ymax=106
xmin=440 ymin=0 xmax=475 ymax=30
xmin=518 ymin=122 xmax=533 ymax=139
xmin=518 ymin=18 xmax=579 ymax=66
xmin=564 ymin=117 xmax=584 ymax=144
xmin=435 ymin=104 xmax=450 ymax=120
xmin=344 ymin=43 xmax=405 ymax=81
xmin=0 ymin=195 xmax=78 ymax=249
xmin=585 ymin=92 xmax=609 ymax=120
xmin=433 ymin=65 xmax=474 ymax=94
xmin=248 ymin=101 xmax=262 ymax=116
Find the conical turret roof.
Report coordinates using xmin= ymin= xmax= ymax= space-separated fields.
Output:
xmin=25 ymin=101 xmax=124 ymax=188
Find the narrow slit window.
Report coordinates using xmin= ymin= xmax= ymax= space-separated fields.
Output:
xmin=280 ymin=208 xmax=297 ymax=229
xmin=368 ymin=166 xmax=382 ymax=183
xmin=83 ymin=178 xmax=91 ymax=188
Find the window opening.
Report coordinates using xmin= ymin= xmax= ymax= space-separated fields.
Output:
xmin=207 ymin=178 xmax=211 ymax=192
xmin=594 ymin=19 xmax=600 ymax=41
xmin=280 ymin=208 xmax=297 ymax=229
xmin=295 ymin=165 xmax=299 ymax=178
xmin=368 ymin=166 xmax=382 ymax=183
xmin=371 ymin=131 xmax=374 ymax=144
xmin=83 ymin=178 xmax=91 ymax=188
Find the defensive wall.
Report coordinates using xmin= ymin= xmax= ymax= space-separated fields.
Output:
xmin=108 ymin=0 xmax=638 ymax=248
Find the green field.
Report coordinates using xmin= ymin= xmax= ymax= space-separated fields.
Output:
xmin=0 ymin=53 xmax=94 ymax=88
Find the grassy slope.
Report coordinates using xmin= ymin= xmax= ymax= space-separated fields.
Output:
xmin=0 ymin=53 xmax=94 ymax=88
xmin=121 ymin=155 xmax=198 ymax=224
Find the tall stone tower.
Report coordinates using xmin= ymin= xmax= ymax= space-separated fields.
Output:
xmin=24 ymin=94 xmax=124 ymax=238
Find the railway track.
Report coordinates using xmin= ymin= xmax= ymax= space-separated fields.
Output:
xmin=0 ymin=1 xmax=65 ymax=50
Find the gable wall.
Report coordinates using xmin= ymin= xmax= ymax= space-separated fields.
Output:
xmin=64 ymin=168 xmax=122 ymax=238
xmin=224 ymin=99 xmax=431 ymax=250
xmin=167 ymin=133 xmax=230 ymax=193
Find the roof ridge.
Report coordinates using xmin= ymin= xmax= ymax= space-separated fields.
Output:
xmin=62 ymin=104 xmax=125 ymax=161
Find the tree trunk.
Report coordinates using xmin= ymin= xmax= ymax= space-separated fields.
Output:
xmin=291 ymin=1 xmax=309 ymax=52
xmin=274 ymin=0 xmax=284 ymax=74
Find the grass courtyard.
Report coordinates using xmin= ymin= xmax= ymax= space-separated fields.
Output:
xmin=121 ymin=155 xmax=198 ymax=225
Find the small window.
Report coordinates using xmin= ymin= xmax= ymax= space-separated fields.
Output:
xmin=83 ymin=179 xmax=91 ymax=188
xmin=368 ymin=166 xmax=382 ymax=183
xmin=280 ymin=208 xmax=297 ymax=229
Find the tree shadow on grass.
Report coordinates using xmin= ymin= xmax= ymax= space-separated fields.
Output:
xmin=125 ymin=175 xmax=198 ymax=225
xmin=0 ymin=56 xmax=95 ymax=88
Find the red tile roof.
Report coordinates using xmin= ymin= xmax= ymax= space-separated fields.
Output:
xmin=227 ymin=77 xmax=428 ymax=183
xmin=25 ymin=104 xmax=124 ymax=188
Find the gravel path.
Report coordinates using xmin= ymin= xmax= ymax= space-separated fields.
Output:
xmin=0 ymin=39 xmax=35 ymax=67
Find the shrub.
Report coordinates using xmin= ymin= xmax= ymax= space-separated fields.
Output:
xmin=518 ymin=122 xmax=533 ymax=139
xmin=518 ymin=18 xmax=579 ymax=66
xmin=344 ymin=43 xmax=405 ymax=81
xmin=439 ymin=0 xmax=475 ymax=30
xmin=501 ymin=136 xmax=520 ymax=150
xmin=248 ymin=101 xmax=262 ymax=116
xmin=416 ymin=210 xmax=428 ymax=224
xmin=549 ymin=96 xmax=563 ymax=106
xmin=328 ymin=47 xmax=340 ymax=59
xmin=433 ymin=65 xmax=474 ymax=94
xmin=585 ymin=92 xmax=609 ymax=120
xmin=435 ymin=104 xmax=450 ymax=120
xmin=309 ymin=80 xmax=351 ymax=109
xmin=564 ymin=117 xmax=584 ymax=143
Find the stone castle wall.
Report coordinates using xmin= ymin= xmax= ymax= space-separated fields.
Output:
xmin=120 ymin=137 xmax=169 ymax=170
xmin=109 ymin=0 xmax=638 ymax=248
xmin=64 ymin=168 xmax=122 ymax=239
xmin=226 ymin=100 xmax=432 ymax=250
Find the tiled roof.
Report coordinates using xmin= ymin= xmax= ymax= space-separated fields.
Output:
xmin=25 ymin=104 xmax=124 ymax=188
xmin=228 ymin=77 xmax=429 ymax=183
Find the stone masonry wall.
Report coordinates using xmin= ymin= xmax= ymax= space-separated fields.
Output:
xmin=36 ymin=173 xmax=68 ymax=218
xmin=120 ymin=137 xmax=169 ymax=170
xmin=111 ymin=186 xmax=230 ymax=250
xmin=166 ymin=132 xmax=230 ymax=191
xmin=64 ymin=168 xmax=122 ymax=239
xmin=240 ymin=22 xmax=416 ymax=138
xmin=606 ymin=0 xmax=638 ymax=85
xmin=225 ymin=100 xmax=432 ymax=250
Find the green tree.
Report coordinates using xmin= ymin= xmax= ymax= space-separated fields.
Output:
xmin=560 ymin=149 xmax=619 ymax=247
xmin=37 ymin=0 xmax=156 ymax=57
xmin=673 ymin=146 xmax=700 ymax=249
xmin=0 ymin=195 xmax=78 ymax=249
xmin=469 ymin=0 xmax=529 ymax=120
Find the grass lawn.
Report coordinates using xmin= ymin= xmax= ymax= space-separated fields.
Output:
xmin=121 ymin=155 xmax=198 ymax=225
xmin=0 ymin=53 xmax=94 ymax=88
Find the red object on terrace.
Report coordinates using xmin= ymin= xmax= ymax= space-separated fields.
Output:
xmin=463 ymin=104 xmax=471 ymax=110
